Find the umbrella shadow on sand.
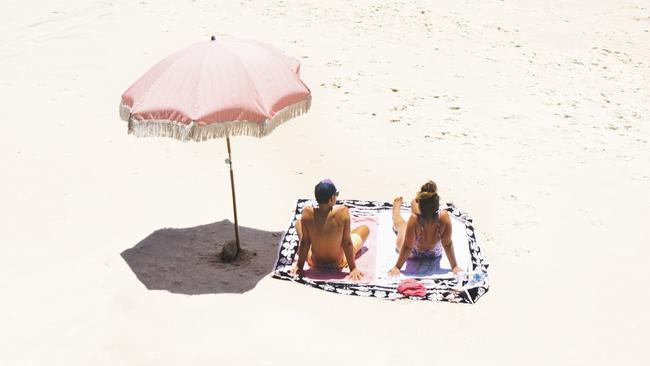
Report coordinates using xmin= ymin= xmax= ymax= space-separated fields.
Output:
xmin=121 ymin=220 xmax=283 ymax=295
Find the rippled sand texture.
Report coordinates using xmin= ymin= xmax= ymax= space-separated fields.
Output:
xmin=1 ymin=0 xmax=648 ymax=365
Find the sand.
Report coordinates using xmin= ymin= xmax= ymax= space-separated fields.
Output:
xmin=1 ymin=0 xmax=649 ymax=365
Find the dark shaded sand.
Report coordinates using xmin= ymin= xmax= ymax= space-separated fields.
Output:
xmin=121 ymin=220 xmax=283 ymax=295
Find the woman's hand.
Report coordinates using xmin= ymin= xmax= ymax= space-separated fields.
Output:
xmin=451 ymin=265 xmax=463 ymax=274
xmin=387 ymin=266 xmax=402 ymax=278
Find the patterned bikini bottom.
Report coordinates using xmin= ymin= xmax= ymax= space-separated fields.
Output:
xmin=410 ymin=246 xmax=443 ymax=258
xmin=395 ymin=246 xmax=443 ymax=258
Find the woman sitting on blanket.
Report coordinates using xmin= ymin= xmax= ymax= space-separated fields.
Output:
xmin=388 ymin=180 xmax=463 ymax=277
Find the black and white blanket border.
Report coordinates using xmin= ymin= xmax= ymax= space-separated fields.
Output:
xmin=272 ymin=199 xmax=490 ymax=304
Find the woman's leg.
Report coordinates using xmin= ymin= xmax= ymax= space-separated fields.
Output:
xmin=410 ymin=198 xmax=420 ymax=215
xmin=392 ymin=197 xmax=408 ymax=251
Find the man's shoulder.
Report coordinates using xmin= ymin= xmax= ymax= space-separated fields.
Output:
xmin=301 ymin=205 xmax=315 ymax=219
xmin=329 ymin=205 xmax=349 ymax=222
xmin=333 ymin=204 xmax=350 ymax=216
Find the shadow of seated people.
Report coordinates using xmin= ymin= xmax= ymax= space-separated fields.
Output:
xmin=121 ymin=220 xmax=283 ymax=295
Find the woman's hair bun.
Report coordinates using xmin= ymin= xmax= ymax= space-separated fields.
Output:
xmin=420 ymin=180 xmax=438 ymax=195
xmin=416 ymin=180 xmax=440 ymax=218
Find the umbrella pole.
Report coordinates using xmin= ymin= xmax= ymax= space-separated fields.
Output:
xmin=226 ymin=136 xmax=241 ymax=254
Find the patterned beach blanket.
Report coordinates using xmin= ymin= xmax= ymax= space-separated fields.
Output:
xmin=273 ymin=199 xmax=490 ymax=304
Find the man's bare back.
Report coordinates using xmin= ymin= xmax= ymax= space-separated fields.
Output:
xmin=299 ymin=205 xmax=349 ymax=266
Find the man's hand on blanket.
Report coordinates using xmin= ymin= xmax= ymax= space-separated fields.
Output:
xmin=290 ymin=264 xmax=303 ymax=278
xmin=451 ymin=266 xmax=463 ymax=274
xmin=345 ymin=268 xmax=364 ymax=281
xmin=387 ymin=266 xmax=402 ymax=278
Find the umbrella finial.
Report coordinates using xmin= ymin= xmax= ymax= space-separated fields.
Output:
xmin=210 ymin=35 xmax=216 ymax=41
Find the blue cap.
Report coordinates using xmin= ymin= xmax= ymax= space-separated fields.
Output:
xmin=314 ymin=179 xmax=339 ymax=203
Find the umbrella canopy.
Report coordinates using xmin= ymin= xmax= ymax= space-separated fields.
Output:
xmin=119 ymin=37 xmax=311 ymax=141
xmin=118 ymin=37 xmax=311 ymax=257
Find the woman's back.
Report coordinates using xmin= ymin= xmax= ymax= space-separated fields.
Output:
xmin=411 ymin=211 xmax=450 ymax=255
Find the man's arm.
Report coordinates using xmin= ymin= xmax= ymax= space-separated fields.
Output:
xmin=340 ymin=208 xmax=363 ymax=280
xmin=291 ymin=211 xmax=312 ymax=276
xmin=440 ymin=212 xmax=462 ymax=274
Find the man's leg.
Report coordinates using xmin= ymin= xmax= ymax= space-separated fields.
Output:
xmin=392 ymin=197 xmax=408 ymax=251
xmin=351 ymin=225 xmax=370 ymax=254
xmin=338 ymin=225 xmax=370 ymax=269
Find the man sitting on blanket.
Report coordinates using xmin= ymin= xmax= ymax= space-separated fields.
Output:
xmin=290 ymin=179 xmax=369 ymax=281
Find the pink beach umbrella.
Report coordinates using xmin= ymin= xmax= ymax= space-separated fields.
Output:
xmin=119 ymin=36 xmax=311 ymax=256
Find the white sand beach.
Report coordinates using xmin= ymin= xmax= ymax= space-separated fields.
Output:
xmin=1 ymin=0 xmax=649 ymax=364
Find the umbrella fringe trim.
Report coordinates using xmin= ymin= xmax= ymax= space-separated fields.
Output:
xmin=119 ymin=95 xmax=311 ymax=141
